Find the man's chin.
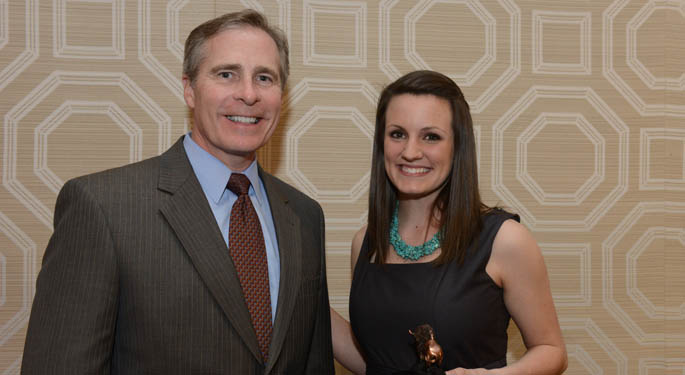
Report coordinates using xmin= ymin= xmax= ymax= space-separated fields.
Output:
xmin=227 ymin=141 xmax=267 ymax=156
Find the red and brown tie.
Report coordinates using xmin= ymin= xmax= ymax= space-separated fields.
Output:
xmin=227 ymin=173 xmax=272 ymax=361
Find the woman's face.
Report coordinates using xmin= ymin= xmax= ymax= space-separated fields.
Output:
xmin=383 ymin=94 xmax=454 ymax=200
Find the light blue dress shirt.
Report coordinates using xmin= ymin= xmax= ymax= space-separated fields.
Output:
xmin=183 ymin=134 xmax=280 ymax=322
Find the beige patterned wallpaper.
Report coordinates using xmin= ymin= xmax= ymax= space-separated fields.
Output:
xmin=1 ymin=0 xmax=683 ymax=373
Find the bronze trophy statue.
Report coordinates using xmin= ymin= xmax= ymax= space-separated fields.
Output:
xmin=408 ymin=324 xmax=445 ymax=375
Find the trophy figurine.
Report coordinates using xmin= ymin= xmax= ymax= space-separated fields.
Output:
xmin=409 ymin=324 xmax=445 ymax=374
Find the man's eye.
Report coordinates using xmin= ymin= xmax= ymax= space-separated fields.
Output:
xmin=257 ymin=75 xmax=274 ymax=84
xmin=219 ymin=72 xmax=233 ymax=78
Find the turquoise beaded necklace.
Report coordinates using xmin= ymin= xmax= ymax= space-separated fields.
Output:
xmin=389 ymin=204 xmax=442 ymax=261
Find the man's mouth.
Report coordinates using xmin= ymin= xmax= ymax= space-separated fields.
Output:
xmin=226 ymin=115 xmax=259 ymax=124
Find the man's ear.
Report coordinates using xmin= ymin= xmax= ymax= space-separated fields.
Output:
xmin=182 ymin=75 xmax=195 ymax=109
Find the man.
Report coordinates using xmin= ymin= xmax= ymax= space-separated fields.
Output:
xmin=22 ymin=9 xmax=334 ymax=374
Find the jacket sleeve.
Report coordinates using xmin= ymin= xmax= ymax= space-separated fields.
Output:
xmin=303 ymin=204 xmax=335 ymax=374
xmin=22 ymin=178 xmax=119 ymax=374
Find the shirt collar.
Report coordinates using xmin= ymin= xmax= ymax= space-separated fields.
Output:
xmin=183 ymin=133 xmax=264 ymax=204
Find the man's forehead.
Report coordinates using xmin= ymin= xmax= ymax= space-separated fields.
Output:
xmin=203 ymin=27 xmax=280 ymax=67
xmin=210 ymin=26 xmax=277 ymax=49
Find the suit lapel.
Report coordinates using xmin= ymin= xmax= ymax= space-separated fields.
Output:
xmin=157 ymin=138 xmax=263 ymax=362
xmin=260 ymin=169 xmax=303 ymax=373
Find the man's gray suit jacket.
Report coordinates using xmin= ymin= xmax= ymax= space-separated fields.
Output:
xmin=21 ymin=137 xmax=334 ymax=374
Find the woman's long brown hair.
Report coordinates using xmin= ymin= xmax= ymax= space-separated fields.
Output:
xmin=367 ymin=70 xmax=489 ymax=265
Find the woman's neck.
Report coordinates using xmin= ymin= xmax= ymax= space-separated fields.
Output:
xmin=396 ymin=196 xmax=441 ymax=245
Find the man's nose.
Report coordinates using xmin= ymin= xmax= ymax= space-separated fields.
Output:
xmin=234 ymin=78 xmax=258 ymax=105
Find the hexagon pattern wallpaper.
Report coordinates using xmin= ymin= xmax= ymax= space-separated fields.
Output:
xmin=1 ymin=0 xmax=683 ymax=373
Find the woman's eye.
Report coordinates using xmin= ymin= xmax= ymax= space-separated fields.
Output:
xmin=388 ymin=130 xmax=405 ymax=139
xmin=424 ymin=133 xmax=441 ymax=141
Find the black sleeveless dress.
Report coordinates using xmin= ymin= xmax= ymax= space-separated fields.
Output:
xmin=349 ymin=210 xmax=519 ymax=374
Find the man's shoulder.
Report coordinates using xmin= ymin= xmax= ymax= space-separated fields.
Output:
xmin=260 ymin=171 xmax=319 ymax=209
xmin=61 ymin=152 xmax=177 ymax=205
xmin=69 ymin=136 xmax=186 ymax=187
xmin=70 ymin=154 xmax=163 ymax=186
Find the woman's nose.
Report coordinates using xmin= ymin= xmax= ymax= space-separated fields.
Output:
xmin=401 ymin=138 xmax=423 ymax=160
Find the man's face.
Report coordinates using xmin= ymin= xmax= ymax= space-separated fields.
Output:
xmin=183 ymin=26 xmax=283 ymax=171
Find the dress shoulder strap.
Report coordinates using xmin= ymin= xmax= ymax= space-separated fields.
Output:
xmin=351 ymin=231 xmax=372 ymax=282
xmin=359 ymin=231 xmax=371 ymax=259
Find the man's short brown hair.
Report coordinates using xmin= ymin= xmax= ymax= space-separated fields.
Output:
xmin=183 ymin=9 xmax=289 ymax=88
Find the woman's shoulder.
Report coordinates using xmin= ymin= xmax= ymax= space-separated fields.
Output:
xmin=486 ymin=213 xmax=539 ymax=286
xmin=491 ymin=215 xmax=538 ymax=264
xmin=352 ymin=225 xmax=367 ymax=251
xmin=482 ymin=206 xmax=520 ymax=224
xmin=474 ymin=207 xmax=521 ymax=242
xmin=351 ymin=225 xmax=368 ymax=272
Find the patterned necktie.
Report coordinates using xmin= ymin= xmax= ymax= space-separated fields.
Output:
xmin=227 ymin=173 xmax=272 ymax=361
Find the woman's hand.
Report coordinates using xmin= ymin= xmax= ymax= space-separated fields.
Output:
xmin=446 ymin=367 xmax=490 ymax=375
xmin=330 ymin=307 xmax=366 ymax=374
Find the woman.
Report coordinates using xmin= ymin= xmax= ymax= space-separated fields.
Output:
xmin=332 ymin=70 xmax=566 ymax=374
